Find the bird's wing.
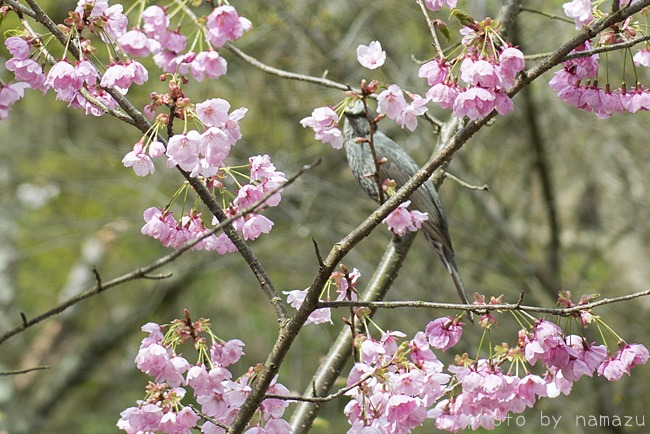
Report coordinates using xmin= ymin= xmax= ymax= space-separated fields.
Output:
xmin=374 ymin=132 xmax=454 ymax=253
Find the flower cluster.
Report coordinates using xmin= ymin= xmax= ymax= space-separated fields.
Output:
xmin=119 ymin=317 xmax=291 ymax=434
xmin=377 ymin=84 xmax=429 ymax=131
xmin=342 ymin=291 xmax=648 ymax=433
xmin=419 ymin=19 xmax=525 ymax=121
xmin=344 ymin=326 xmax=453 ymax=433
xmin=550 ymin=40 xmax=650 ymax=118
xmin=2 ymin=1 xmax=252 ymax=120
xmin=140 ymin=153 xmax=286 ymax=252
xmin=383 ymin=200 xmax=429 ymax=236
xmin=548 ymin=2 xmax=650 ymax=118
xmin=128 ymin=4 xmax=250 ymax=80
xmin=300 ymin=106 xmax=344 ymax=149
xmin=284 ymin=266 xmax=361 ymax=325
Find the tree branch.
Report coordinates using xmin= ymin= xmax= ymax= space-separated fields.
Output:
xmin=225 ymin=42 xmax=354 ymax=92
xmin=319 ymin=289 xmax=650 ymax=315
xmin=289 ymin=233 xmax=415 ymax=433
xmin=227 ymin=3 xmax=650 ymax=430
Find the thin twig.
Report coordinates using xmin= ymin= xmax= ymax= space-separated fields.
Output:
xmin=0 ymin=161 xmax=318 ymax=347
xmin=520 ymin=6 xmax=574 ymax=24
xmin=225 ymin=42 xmax=354 ymax=93
xmin=415 ymin=0 xmax=445 ymax=58
xmin=0 ymin=366 xmax=49 ymax=376
xmin=188 ymin=404 xmax=229 ymax=430
xmin=318 ymin=289 xmax=650 ymax=316
xmin=443 ymin=172 xmax=489 ymax=191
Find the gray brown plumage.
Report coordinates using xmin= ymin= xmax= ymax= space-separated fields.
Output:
xmin=343 ymin=100 xmax=471 ymax=307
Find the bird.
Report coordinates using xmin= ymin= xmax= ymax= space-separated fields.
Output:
xmin=342 ymin=99 xmax=471 ymax=309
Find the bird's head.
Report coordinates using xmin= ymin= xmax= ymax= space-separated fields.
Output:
xmin=343 ymin=99 xmax=377 ymax=137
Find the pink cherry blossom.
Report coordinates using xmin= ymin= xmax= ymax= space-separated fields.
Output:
xmin=383 ymin=200 xmax=429 ymax=236
xmin=427 ymin=82 xmax=460 ymax=110
xmin=249 ymin=154 xmax=277 ymax=181
xmin=460 ymin=57 xmax=499 ymax=88
xmin=141 ymin=207 xmax=175 ymax=245
xmin=189 ymin=50 xmax=228 ymax=81
xmin=165 ymin=130 xmax=202 ymax=172
xmin=157 ymin=30 xmax=187 ymax=53
xmin=159 ymin=406 xmax=199 ymax=434
xmin=74 ymin=60 xmax=99 ymax=87
xmin=205 ymin=232 xmax=238 ymax=255
xmin=117 ymin=403 xmax=163 ymax=433
xmin=425 ymin=316 xmax=463 ymax=351
xmin=599 ymin=343 xmax=650 ymax=379
xmin=234 ymin=184 xmax=264 ymax=209
xmin=100 ymin=61 xmax=148 ymax=93
xmin=241 ymin=214 xmax=274 ymax=240
xmin=135 ymin=343 xmax=190 ymax=387
xmin=356 ymin=41 xmax=386 ymax=69
xmin=148 ymin=140 xmax=166 ymax=158
xmin=5 ymin=57 xmax=46 ymax=90
xmin=418 ymin=59 xmax=450 ymax=86
xmin=563 ymin=0 xmax=594 ymax=29
xmin=453 ymin=86 xmax=496 ymax=120
xmin=5 ymin=36 xmax=30 ymax=59
xmin=0 ymin=82 xmax=29 ymax=120
xmin=497 ymin=46 xmax=525 ymax=88
xmin=118 ymin=29 xmax=151 ymax=58
xmin=142 ymin=5 xmax=169 ymax=37
xmin=424 ymin=0 xmax=458 ymax=11
xmin=494 ymin=90 xmax=514 ymax=115
xmin=123 ymin=140 xmax=155 ymax=176
xmin=196 ymin=98 xmax=231 ymax=128
xmin=633 ymin=49 xmax=650 ymax=67
xmin=212 ymin=339 xmax=245 ymax=366
xmin=45 ymin=60 xmax=77 ymax=93
xmin=377 ymin=84 xmax=408 ymax=120
xmin=223 ymin=107 xmax=248 ymax=145
xmin=206 ymin=5 xmax=252 ymax=48
xmin=201 ymin=127 xmax=230 ymax=168
xmin=76 ymin=0 xmax=108 ymax=17
xmin=284 ymin=289 xmax=332 ymax=325
xmin=300 ymin=106 xmax=343 ymax=149
xmin=101 ymin=4 xmax=128 ymax=42
xmin=396 ymin=94 xmax=428 ymax=131
xmin=386 ymin=395 xmax=427 ymax=431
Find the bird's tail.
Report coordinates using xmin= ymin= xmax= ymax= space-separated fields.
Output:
xmin=426 ymin=235 xmax=473 ymax=320
xmin=444 ymin=251 xmax=471 ymax=306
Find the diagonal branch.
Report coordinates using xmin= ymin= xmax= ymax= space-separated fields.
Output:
xmin=227 ymin=2 xmax=650 ymax=431
xmin=289 ymin=233 xmax=415 ymax=433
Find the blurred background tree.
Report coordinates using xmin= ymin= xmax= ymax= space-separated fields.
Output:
xmin=1 ymin=0 xmax=649 ymax=433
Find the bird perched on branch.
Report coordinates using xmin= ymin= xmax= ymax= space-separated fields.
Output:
xmin=343 ymin=99 xmax=471 ymax=308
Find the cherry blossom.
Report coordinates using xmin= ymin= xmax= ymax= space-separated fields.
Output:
xmin=424 ymin=0 xmax=457 ymax=11
xmin=425 ymin=317 xmax=463 ymax=351
xmin=356 ymin=41 xmax=386 ymax=69
xmin=300 ymin=106 xmax=343 ymax=149
xmin=383 ymin=201 xmax=429 ymax=236
xmin=563 ymin=0 xmax=594 ymax=29
xmin=122 ymin=140 xmax=155 ymax=176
